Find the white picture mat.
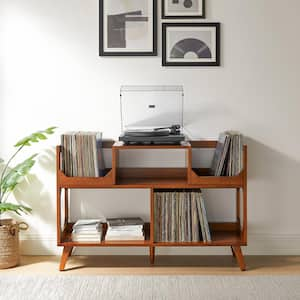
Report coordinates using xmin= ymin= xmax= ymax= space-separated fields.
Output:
xmin=166 ymin=27 xmax=216 ymax=63
xmin=165 ymin=0 xmax=203 ymax=16
xmin=103 ymin=0 xmax=153 ymax=52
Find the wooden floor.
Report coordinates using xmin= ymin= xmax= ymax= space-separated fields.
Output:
xmin=1 ymin=256 xmax=300 ymax=275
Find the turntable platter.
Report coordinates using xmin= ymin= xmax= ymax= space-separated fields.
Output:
xmin=124 ymin=130 xmax=170 ymax=137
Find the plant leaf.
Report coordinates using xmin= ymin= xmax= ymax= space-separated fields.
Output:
xmin=44 ymin=126 xmax=57 ymax=134
xmin=0 ymin=158 xmax=4 ymax=164
xmin=0 ymin=154 xmax=37 ymax=195
xmin=0 ymin=203 xmax=32 ymax=215
xmin=14 ymin=127 xmax=57 ymax=147
xmin=34 ymin=132 xmax=47 ymax=140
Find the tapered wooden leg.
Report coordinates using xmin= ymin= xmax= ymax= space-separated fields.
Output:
xmin=232 ymin=246 xmax=246 ymax=271
xmin=150 ymin=247 xmax=155 ymax=265
xmin=59 ymin=246 xmax=73 ymax=271
xmin=230 ymin=246 xmax=236 ymax=258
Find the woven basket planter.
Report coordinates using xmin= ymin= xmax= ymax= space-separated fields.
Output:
xmin=0 ymin=219 xmax=28 ymax=269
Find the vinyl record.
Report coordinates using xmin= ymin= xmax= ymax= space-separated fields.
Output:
xmin=170 ymin=38 xmax=212 ymax=59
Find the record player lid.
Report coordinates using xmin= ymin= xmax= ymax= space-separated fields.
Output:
xmin=120 ymin=85 xmax=184 ymax=132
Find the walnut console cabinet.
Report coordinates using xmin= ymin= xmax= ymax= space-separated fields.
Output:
xmin=56 ymin=141 xmax=247 ymax=271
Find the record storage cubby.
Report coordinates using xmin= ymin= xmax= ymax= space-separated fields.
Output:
xmin=56 ymin=140 xmax=247 ymax=271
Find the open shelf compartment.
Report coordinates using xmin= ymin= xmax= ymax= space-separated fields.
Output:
xmin=57 ymin=168 xmax=115 ymax=188
xmin=60 ymin=222 xmax=151 ymax=247
xmin=187 ymin=144 xmax=247 ymax=188
xmin=188 ymin=168 xmax=244 ymax=188
xmin=56 ymin=145 xmax=115 ymax=188
xmin=117 ymin=167 xmax=188 ymax=186
xmin=113 ymin=142 xmax=191 ymax=187
xmin=153 ymin=222 xmax=243 ymax=246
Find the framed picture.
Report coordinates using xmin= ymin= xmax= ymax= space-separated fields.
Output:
xmin=162 ymin=23 xmax=220 ymax=66
xmin=162 ymin=0 xmax=205 ymax=19
xmin=99 ymin=0 xmax=157 ymax=56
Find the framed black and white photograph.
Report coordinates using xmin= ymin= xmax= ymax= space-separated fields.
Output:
xmin=99 ymin=0 xmax=157 ymax=56
xmin=162 ymin=23 xmax=220 ymax=66
xmin=162 ymin=0 xmax=205 ymax=19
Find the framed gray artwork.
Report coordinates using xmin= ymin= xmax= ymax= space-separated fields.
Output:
xmin=162 ymin=23 xmax=220 ymax=66
xmin=99 ymin=0 xmax=157 ymax=56
xmin=162 ymin=0 xmax=205 ymax=19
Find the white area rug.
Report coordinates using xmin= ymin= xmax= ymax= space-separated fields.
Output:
xmin=1 ymin=275 xmax=300 ymax=300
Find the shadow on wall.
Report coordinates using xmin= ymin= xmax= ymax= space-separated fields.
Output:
xmin=11 ymin=148 xmax=57 ymax=253
xmin=184 ymin=103 xmax=234 ymax=140
xmin=13 ymin=174 xmax=55 ymax=227
xmin=245 ymin=137 xmax=300 ymax=234
xmin=38 ymin=147 xmax=56 ymax=174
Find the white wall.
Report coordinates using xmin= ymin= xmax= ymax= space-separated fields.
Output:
xmin=1 ymin=0 xmax=300 ymax=255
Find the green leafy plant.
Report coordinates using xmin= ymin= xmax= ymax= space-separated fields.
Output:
xmin=0 ymin=127 xmax=56 ymax=217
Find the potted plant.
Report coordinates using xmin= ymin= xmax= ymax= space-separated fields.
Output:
xmin=0 ymin=127 xmax=56 ymax=268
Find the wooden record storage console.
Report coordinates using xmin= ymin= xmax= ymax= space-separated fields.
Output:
xmin=56 ymin=141 xmax=247 ymax=271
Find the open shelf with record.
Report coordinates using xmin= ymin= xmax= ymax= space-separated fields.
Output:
xmin=56 ymin=140 xmax=247 ymax=271
xmin=153 ymin=225 xmax=241 ymax=247
xmin=187 ymin=141 xmax=247 ymax=188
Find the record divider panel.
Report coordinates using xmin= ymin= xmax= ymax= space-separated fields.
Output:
xmin=56 ymin=141 xmax=247 ymax=271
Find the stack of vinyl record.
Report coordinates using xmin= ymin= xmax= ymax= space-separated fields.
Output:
xmin=61 ymin=131 xmax=105 ymax=177
xmin=210 ymin=131 xmax=243 ymax=176
xmin=72 ymin=219 xmax=103 ymax=242
xmin=105 ymin=217 xmax=144 ymax=241
xmin=154 ymin=190 xmax=211 ymax=243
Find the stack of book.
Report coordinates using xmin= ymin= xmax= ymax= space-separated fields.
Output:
xmin=154 ymin=191 xmax=211 ymax=243
xmin=210 ymin=131 xmax=243 ymax=176
xmin=105 ymin=217 xmax=144 ymax=241
xmin=61 ymin=131 xmax=105 ymax=177
xmin=71 ymin=219 xmax=103 ymax=242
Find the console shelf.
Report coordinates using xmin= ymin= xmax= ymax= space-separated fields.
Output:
xmin=57 ymin=169 xmax=115 ymax=188
xmin=60 ymin=223 xmax=151 ymax=247
xmin=56 ymin=141 xmax=247 ymax=271
xmin=189 ymin=168 xmax=245 ymax=188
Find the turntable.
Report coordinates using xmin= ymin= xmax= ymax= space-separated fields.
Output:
xmin=120 ymin=124 xmax=185 ymax=144
xmin=119 ymin=86 xmax=186 ymax=145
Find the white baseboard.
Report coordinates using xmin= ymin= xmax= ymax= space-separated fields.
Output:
xmin=19 ymin=233 xmax=300 ymax=256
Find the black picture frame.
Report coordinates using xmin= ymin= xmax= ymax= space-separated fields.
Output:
xmin=99 ymin=0 xmax=157 ymax=56
xmin=162 ymin=0 xmax=205 ymax=19
xmin=162 ymin=23 xmax=220 ymax=67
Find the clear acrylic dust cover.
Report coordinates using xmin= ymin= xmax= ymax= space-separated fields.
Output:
xmin=120 ymin=85 xmax=184 ymax=132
